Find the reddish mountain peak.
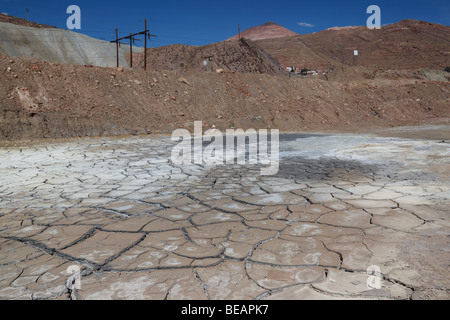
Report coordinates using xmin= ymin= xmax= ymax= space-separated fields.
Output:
xmin=261 ymin=22 xmax=279 ymax=26
xmin=226 ymin=21 xmax=298 ymax=41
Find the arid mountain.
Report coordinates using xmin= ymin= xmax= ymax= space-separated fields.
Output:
xmin=256 ymin=19 xmax=450 ymax=70
xmin=146 ymin=19 xmax=449 ymax=73
xmin=226 ymin=22 xmax=298 ymax=41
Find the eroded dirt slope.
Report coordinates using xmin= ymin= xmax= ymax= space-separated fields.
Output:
xmin=134 ymin=38 xmax=285 ymax=75
xmin=1 ymin=56 xmax=449 ymax=144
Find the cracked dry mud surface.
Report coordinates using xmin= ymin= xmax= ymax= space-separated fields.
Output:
xmin=0 ymin=129 xmax=449 ymax=300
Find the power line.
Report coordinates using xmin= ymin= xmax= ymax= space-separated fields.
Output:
xmin=110 ymin=19 xmax=156 ymax=69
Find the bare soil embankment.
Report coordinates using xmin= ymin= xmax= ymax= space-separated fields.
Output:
xmin=134 ymin=38 xmax=285 ymax=75
xmin=1 ymin=56 xmax=449 ymax=146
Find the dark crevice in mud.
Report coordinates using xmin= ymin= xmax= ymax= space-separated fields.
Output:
xmin=59 ymin=226 xmax=100 ymax=250
xmin=193 ymin=268 xmax=210 ymax=300
xmin=105 ymin=258 xmax=224 ymax=273
xmin=1 ymin=236 xmax=101 ymax=271
xmin=245 ymin=259 xmax=338 ymax=269
xmin=163 ymin=283 xmax=176 ymax=300
xmin=171 ymin=249 xmax=225 ymax=261
xmin=382 ymin=275 xmax=416 ymax=295
xmin=322 ymin=242 xmax=343 ymax=269
xmin=100 ymin=234 xmax=147 ymax=270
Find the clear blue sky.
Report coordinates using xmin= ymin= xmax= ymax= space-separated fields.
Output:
xmin=1 ymin=0 xmax=449 ymax=46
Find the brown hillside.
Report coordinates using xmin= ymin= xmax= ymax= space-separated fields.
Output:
xmin=135 ymin=38 xmax=285 ymax=75
xmin=1 ymin=56 xmax=449 ymax=143
xmin=256 ymin=20 xmax=450 ymax=70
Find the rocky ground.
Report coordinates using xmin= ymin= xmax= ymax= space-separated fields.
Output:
xmin=0 ymin=126 xmax=448 ymax=300
xmin=1 ymin=56 xmax=449 ymax=145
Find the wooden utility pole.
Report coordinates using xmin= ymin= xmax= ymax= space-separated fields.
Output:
xmin=129 ymin=33 xmax=133 ymax=68
xmin=110 ymin=21 xmax=156 ymax=69
xmin=144 ymin=19 xmax=147 ymax=70
xmin=142 ymin=19 xmax=157 ymax=70
xmin=115 ymin=28 xmax=119 ymax=68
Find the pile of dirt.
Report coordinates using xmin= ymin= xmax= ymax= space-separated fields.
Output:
xmin=1 ymin=55 xmax=449 ymax=144
xmin=135 ymin=38 xmax=285 ymax=75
